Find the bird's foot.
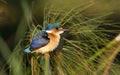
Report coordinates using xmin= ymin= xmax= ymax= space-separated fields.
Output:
xmin=44 ymin=53 xmax=50 ymax=57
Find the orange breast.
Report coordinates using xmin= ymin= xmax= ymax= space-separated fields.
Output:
xmin=32 ymin=33 xmax=60 ymax=54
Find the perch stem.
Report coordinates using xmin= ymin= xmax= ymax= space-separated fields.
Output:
xmin=44 ymin=53 xmax=50 ymax=75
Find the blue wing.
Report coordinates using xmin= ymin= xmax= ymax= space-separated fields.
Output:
xmin=30 ymin=30 xmax=49 ymax=50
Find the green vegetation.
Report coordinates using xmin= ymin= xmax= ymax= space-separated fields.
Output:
xmin=0 ymin=0 xmax=120 ymax=75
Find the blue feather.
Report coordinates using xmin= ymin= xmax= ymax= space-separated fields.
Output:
xmin=30 ymin=37 xmax=49 ymax=49
xmin=30 ymin=30 xmax=49 ymax=50
xmin=24 ymin=47 xmax=31 ymax=53
xmin=45 ymin=23 xmax=60 ymax=30
xmin=35 ymin=30 xmax=47 ymax=37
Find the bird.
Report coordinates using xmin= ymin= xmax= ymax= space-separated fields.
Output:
xmin=24 ymin=23 xmax=69 ymax=56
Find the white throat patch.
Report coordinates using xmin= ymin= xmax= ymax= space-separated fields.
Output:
xmin=46 ymin=30 xmax=52 ymax=33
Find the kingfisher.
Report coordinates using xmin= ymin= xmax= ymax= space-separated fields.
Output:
xmin=24 ymin=23 xmax=69 ymax=56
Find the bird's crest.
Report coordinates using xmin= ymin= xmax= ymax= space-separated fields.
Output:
xmin=45 ymin=23 xmax=60 ymax=30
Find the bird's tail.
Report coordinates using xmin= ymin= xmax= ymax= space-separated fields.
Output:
xmin=24 ymin=47 xmax=31 ymax=53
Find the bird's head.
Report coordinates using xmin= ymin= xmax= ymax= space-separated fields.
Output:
xmin=45 ymin=23 xmax=69 ymax=34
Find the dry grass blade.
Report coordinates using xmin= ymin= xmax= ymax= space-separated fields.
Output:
xmin=97 ymin=35 xmax=120 ymax=75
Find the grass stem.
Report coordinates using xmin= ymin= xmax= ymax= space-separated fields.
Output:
xmin=44 ymin=53 xmax=50 ymax=75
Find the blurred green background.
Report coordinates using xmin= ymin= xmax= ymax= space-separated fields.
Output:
xmin=0 ymin=0 xmax=120 ymax=75
xmin=0 ymin=0 xmax=120 ymax=48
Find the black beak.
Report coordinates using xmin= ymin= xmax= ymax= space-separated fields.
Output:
xmin=62 ymin=29 xmax=70 ymax=32
xmin=59 ymin=28 xmax=70 ymax=32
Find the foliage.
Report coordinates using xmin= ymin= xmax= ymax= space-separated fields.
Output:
xmin=0 ymin=0 xmax=120 ymax=75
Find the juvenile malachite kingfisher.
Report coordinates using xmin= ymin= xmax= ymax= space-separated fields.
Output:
xmin=24 ymin=23 xmax=69 ymax=56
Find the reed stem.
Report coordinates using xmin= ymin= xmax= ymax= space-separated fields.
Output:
xmin=44 ymin=53 xmax=50 ymax=75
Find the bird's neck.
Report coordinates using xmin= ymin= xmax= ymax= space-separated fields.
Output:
xmin=48 ymin=33 xmax=60 ymax=39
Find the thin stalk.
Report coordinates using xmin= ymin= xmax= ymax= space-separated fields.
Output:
xmin=102 ymin=34 xmax=120 ymax=75
xmin=97 ymin=34 xmax=120 ymax=75
xmin=44 ymin=53 xmax=50 ymax=75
